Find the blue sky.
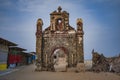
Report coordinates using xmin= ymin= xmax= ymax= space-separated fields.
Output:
xmin=0 ymin=0 xmax=120 ymax=59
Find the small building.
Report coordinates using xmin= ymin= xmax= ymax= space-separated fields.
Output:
xmin=0 ymin=38 xmax=17 ymax=70
xmin=20 ymin=52 xmax=28 ymax=65
xmin=8 ymin=47 xmax=26 ymax=68
xmin=29 ymin=52 xmax=36 ymax=63
xmin=24 ymin=53 xmax=33 ymax=65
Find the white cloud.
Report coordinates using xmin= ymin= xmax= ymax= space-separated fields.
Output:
xmin=18 ymin=0 xmax=103 ymax=59
xmin=0 ymin=0 xmax=104 ymax=59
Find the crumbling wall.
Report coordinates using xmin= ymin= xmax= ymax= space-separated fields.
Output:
xmin=107 ymin=56 xmax=120 ymax=73
xmin=92 ymin=51 xmax=120 ymax=73
xmin=92 ymin=52 xmax=109 ymax=72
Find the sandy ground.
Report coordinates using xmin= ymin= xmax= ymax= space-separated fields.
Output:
xmin=0 ymin=64 xmax=120 ymax=80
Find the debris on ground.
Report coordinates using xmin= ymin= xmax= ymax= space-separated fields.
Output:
xmin=91 ymin=50 xmax=120 ymax=73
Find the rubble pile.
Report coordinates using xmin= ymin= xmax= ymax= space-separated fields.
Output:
xmin=91 ymin=50 xmax=120 ymax=73
xmin=92 ymin=52 xmax=109 ymax=72
xmin=107 ymin=56 xmax=120 ymax=73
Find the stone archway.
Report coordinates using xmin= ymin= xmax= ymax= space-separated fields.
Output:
xmin=51 ymin=47 xmax=68 ymax=71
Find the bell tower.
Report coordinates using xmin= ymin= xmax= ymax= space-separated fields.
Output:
xmin=35 ymin=18 xmax=43 ymax=71
xmin=50 ymin=6 xmax=69 ymax=31
xmin=76 ymin=18 xmax=84 ymax=63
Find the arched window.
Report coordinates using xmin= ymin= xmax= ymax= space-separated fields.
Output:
xmin=56 ymin=19 xmax=63 ymax=30
xmin=58 ymin=19 xmax=62 ymax=24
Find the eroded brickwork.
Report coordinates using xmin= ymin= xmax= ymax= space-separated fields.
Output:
xmin=35 ymin=7 xmax=84 ymax=71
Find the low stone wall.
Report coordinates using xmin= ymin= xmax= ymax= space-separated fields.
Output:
xmin=54 ymin=64 xmax=67 ymax=72
xmin=84 ymin=60 xmax=92 ymax=70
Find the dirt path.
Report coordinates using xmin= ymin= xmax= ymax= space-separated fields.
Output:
xmin=0 ymin=64 xmax=120 ymax=80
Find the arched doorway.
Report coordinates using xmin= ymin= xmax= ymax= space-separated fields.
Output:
xmin=51 ymin=47 xmax=68 ymax=71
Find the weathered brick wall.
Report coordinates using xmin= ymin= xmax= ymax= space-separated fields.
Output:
xmin=43 ymin=33 xmax=77 ymax=67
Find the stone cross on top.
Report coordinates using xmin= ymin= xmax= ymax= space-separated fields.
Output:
xmin=58 ymin=6 xmax=62 ymax=12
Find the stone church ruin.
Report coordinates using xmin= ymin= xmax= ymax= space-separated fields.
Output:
xmin=35 ymin=6 xmax=84 ymax=71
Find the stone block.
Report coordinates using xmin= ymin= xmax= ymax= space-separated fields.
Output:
xmin=76 ymin=63 xmax=85 ymax=72
xmin=54 ymin=63 xmax=67 ymax=72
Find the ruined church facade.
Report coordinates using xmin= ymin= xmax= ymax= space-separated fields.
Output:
xmin=36 ymin=7 xmax=84 ymax=71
